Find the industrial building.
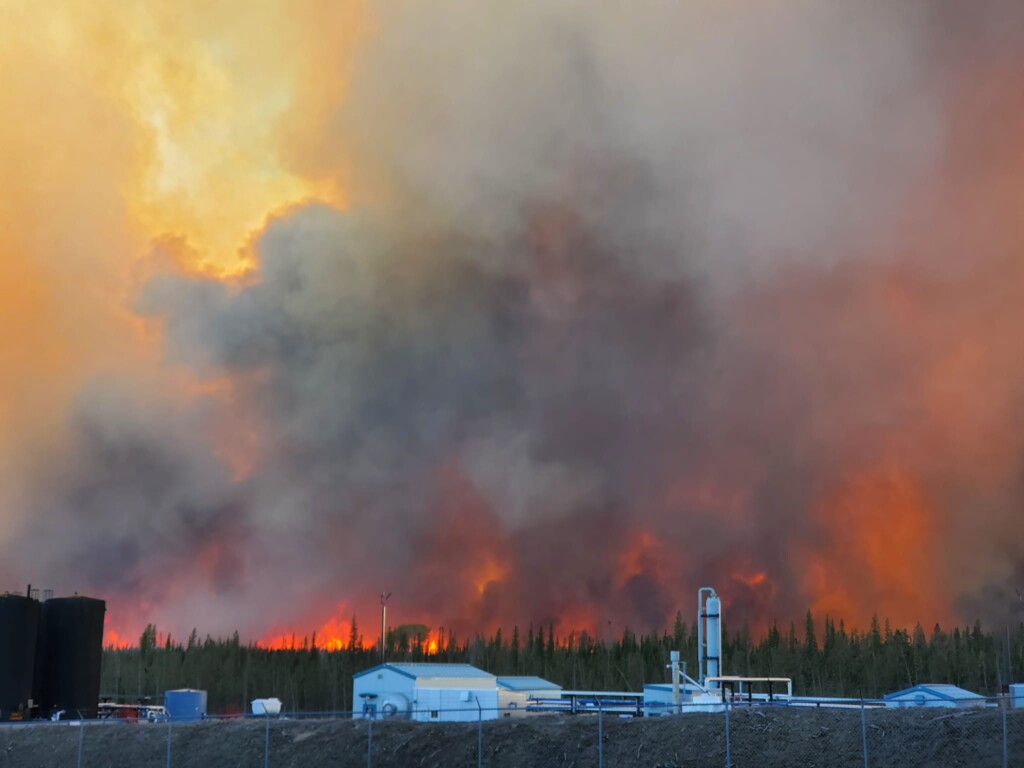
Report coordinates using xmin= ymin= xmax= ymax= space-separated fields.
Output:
xmin=354 ymin=663 xmax=499 ymax=722
xmin=496 ymin=676 xmax=561 ymax=715
xmin=883 ymin=684 xmax=986 ymax=709
xmin=353 ymin=665 xmax=563 ymax=721
xmin=0 ymin=589 xmax=105 ymax=721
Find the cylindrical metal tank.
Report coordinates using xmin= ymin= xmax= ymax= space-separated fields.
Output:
xmin=0 ymin=595 xmax=41 ymax=721
xmin=704 ymin=595 xmax=722 ymax=688
xmin=35 ymin=596 xmax=106 ymax=719
xmin=164 ymin=689 xmax=208 ymax=721
xmin=379 ymin=692 xmax=410 ymax=719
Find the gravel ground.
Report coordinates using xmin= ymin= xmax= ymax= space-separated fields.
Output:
xmin=0 ymin=706 xmax=1021 ymax=767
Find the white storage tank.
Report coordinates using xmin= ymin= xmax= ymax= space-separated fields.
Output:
xmin=251 ymin=697 xmax=282 ymax=715
xmin=164 ymin=689 xmax=207 ymax=721
xmin=698 ymin=587 xmax=723 ymax=689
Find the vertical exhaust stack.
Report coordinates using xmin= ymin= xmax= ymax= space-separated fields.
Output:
xmin=670 ymin=650 xmax=681 ymax=713
xmin=698 ymin=587 xmax=722 ymax=690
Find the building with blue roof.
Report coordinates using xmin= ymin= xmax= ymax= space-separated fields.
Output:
xmin=496 ymin=676 xmax=561 ymax=716
xmin=353 ymin=663 xmax=498 ymax=722
xmin=883 ymin=684 xmax=986 ymax=709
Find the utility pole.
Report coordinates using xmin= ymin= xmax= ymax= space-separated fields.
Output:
xmin=380 ymin=592 xmax=391 ymax=662
xmin=1011 ymin=589 xmax=1024 ymax=684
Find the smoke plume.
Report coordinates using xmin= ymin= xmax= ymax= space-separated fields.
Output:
xmin=7 ymin=0 xmax=1024 ymax=642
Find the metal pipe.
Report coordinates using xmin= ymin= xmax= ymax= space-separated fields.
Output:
xmin=379 ymin=592 xmax=391 ymax=662
xmin=680 ymin=672 xmax=708 ymax=693
xmin=669 ymin=650 xmax=681 ymax=714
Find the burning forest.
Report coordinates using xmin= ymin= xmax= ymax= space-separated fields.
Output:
xmin=2 ymin=1 xmax=1024 ymax=647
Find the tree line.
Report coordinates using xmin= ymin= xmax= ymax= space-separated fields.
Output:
xmin=99 ymin=613 xmax=1024 ymax=714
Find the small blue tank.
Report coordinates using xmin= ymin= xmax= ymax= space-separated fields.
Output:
xmin=164 ymin=689 xmax=207 ymax=720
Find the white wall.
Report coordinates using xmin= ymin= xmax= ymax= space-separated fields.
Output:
xmin=884 ymin=694 xmax=979 ymax=709
xmin=413 ymin=687 xmax=499 ymax=722
xmin=497 ymin=689 xmax=552 ymax=717
xmin=353 ymin=668 xmax=415 ymax=718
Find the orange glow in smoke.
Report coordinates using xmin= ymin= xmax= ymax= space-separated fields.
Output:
xmin=735 ymin=571 xmax=767 ymax=588
xmin=472 ymin=556 xmax=509 ymax=596
xmin=616 ymin=530 xmax=670 ymax=586
xmin=803 ymin=467 xmax=950 ymax=629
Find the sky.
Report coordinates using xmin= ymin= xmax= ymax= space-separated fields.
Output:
xmin=3 ymin=1 xmax=1024 ymax=647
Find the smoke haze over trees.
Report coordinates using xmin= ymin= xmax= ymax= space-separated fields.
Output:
xmin=4 ymin=1 xmax=1024 ymax=642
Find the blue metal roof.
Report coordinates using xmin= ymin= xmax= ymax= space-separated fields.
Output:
xmin=643 ymin=684 xmax=702 ymax=693
xmin=354 ymin=663 xmax=494 ymax=681
xmin=496 ymin=676 xmax=561 ymax=691
xmin=884 ymin=684 xmax=983 ymax=702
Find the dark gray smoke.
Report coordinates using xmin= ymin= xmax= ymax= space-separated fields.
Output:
xmin=13 ymin=0 xmax=1024 ymax=639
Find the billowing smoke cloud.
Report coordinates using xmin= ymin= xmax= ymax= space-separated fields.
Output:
xmin=10 ymin=0 xmax=1024 ymax=640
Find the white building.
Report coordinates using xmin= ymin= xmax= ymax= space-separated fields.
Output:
xmin=353 ymin=663 xmax=499 ymax=722
xmin=1011 ymin=683 xmax=1024 ymax=709
xmin=883 ymin=684 xmax=986 ymax=709
xmin=496 ymin=676 xmax=561 ymax=716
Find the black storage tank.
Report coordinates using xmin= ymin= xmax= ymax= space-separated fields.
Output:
xmin=0 ymin=594 xmax=40 ymax=720
xmin=36 ymin=596 xmax=105 ymax=719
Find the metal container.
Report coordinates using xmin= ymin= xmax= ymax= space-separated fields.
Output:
xmin=0 ymin=595 xmax=41 ymax=721
xmin=35 ymin=596 xmax=105 ymax=719
xmin=164 ymin=689 xmax=208 ymax=720
xmin=1012 ymin=683 xmax=1024 ymax=709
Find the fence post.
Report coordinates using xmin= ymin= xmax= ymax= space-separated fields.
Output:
xmin=264 ymin=712 xmax=270 ymax=768
xmin=724 ymin=696 xmax=731 ymax=768
xmin=597 ymin=699 xmax=604 ymax=768
xmin=475 ymin=696 xmax=483 ymax=768
xmin=367 ymin=714 xmax=373 ymax=768
xmin=166 ymin=717 xmax=173 ymax=768
xmin=77 ymin=715 xmax=85 ymax=768
xmin=860 ymin=699 xmax=869 ymax=768
xmin=1002 ymin=701 xmax=1009 ymax=768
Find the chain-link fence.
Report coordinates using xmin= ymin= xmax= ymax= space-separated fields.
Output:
xmin=1 ymin=697 xmax=1022 ymax=767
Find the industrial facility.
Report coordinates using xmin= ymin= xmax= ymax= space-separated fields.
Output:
xmin=354 ymin=587 xmax=800 ymax=721
xmin=352 ymin=586 xmax=1001 ymax=720
xmin=0 ymin=588 xmax=105 ymax=721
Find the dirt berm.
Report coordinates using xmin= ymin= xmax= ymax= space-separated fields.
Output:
xmin=1 ymin=707 xmax=1020 ymax=767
